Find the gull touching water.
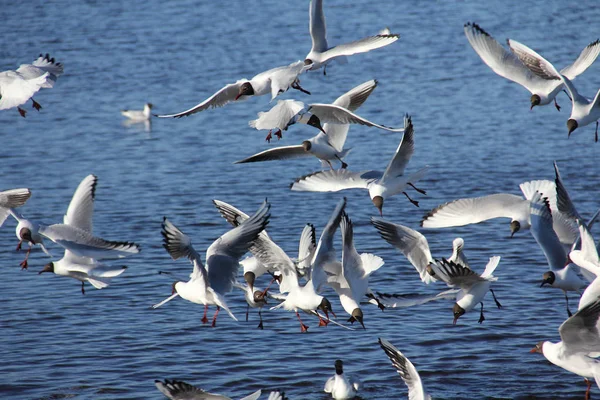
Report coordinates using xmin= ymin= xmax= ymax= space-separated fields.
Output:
xmin=156 ymin=61 xmax=311 ymax=118
xmin=378 ymin=338 xmax=431 ymax=400
xmin=305 ymin=0 xmax=399 ymax=73
xmin=155 ymin=379 xmax=262 ymax=400
xmin=291 ymin=115 xmax=429 ymax=215
xmin=154 ymin=200 xmax=270 ymax=327
xmin=0 ymin=53 xmax=64 ymax=117
xmin=508 ymin=39 xmax=600 ymax=141
xmin=464 ymin=22 xmax=600 ymax=111
xmin=121 ymin=103 xmax=153 ymax=121
xmin=235 ymin=79 xmax=378 ymax=166
xmin=324 ymin=359 xmax=360 ymax=400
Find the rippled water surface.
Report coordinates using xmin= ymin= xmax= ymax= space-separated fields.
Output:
xmin=2 ymin=1 xmax=600 ymax=399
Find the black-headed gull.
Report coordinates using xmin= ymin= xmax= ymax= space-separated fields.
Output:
xmin=464 ymin=22 xmax=600 ymax=111
xmin=0 ymin=188 xmax=31 ymax=228
xmin=155 ymin=379 xmax=262 ymax=400
xmin=421 ymin=179 xmax=579 ymax=246
xmin=156 ymin=61 xmax=311 ymax=119
xmin=427 ymin=256 xmax=502 ymax=324
xmin=248 ymin=91 xmax=404 ymax=141
xmin=508 ymin=39 xmax=600 ymax=141
xmin=371 ymin=217 xmax=469 ymax=284
xmin=153 ymin=200 xmax=270 ymax=327
xmin=530 ymin=297 xmax=600 ymax=399
xmin=233 ymin=280 xmax=268 ymax=329
xmin=305 ymin=0 xmax=399 ymax=74
xmin=378 ymin=338 xmax=431 ymax=400
xmin=291 ymin=115 xmax=428 ymax=215
xmin=235 ymin=79 xmax=378 ymax=167
xmin=121 ymin=103 xmax=153 ymax=121
xmin=530 ymin=191 xmax=589 ymax=316
xmin=325 ymin=211 xmax=384 ymax=328
xmin=9 ymin=210 xmax=51 ymax=269
xmin=323 ymin=359 xmax=360 ymax=400
xmin=0 ymin=53 xmax=64 ymax=117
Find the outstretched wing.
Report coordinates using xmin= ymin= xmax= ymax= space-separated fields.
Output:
xmin=291 ymin=169 xmax=381 ymax=192
xmin=156 ymin=81 xmax=244 ymax=118
xmin=64 ymin=174 xmax=97 ymax=233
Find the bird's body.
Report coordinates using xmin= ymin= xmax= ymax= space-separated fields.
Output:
xmin=121 ymin=103 xmax=153 ymax=121
xmin=324 ymin=360 xmax=360 ymax=400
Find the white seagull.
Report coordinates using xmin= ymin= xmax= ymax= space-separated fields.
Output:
xmin=235 ymin=79 xmax=378 ymax=167
xmin=291 ymin=115 xmax=429 ymax=215
xmin=570 ymin=222 xmax=600 ymax=311
xmin=371 ymin=217 xmax=468 ymax=284
xmin=248 ymin=94 xmax=405 ymax=142
xmin=0 ymin=53 xmax=64 ymax=117
xmin=427 ymin=256 xmax=502 ymax=324
xmin=0 ymin=188 xmax=31 ymax=228
xmin=156 ymin=61 xmax=311 ymax=118
xmin=464 ymin=22 xmax=600 ymax=111
xmin=530 ymin=297 xmax=600 ymax=400
xmin=508 ymin=38 xmax=600 ymax=141
xmin=153 ymin=200 xmax=270 ymax=327
xmin=324 ymin=359 xmax=360 ymax=400
xmin=325 ymin=211 xmax=384 ymax=328
xmin=121 ymin=103 xmax=153 ymax=121
xmin=155 ymin=379 xmax=262 ymax=400
xmin=305 ymin=0 xmax=399 ymax=73
xmin=378 ymin=338 xmax=431 ymax=400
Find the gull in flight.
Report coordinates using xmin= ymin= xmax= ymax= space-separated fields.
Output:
xmin=291 ymin=115 xmax=428 ymax=215
xmin=37 ymin=175 xmax=130 ymax=293
xmin=323 ymin=359 xmax=360 ymax=400
xmin=464 ymin=22 xmax=600 ymax=111
xmin=371 ymin=217 xmax=468 ymax=284
xmin=155 ymin=379 xmax=262 ymax=400
xmin=0 ymin=53 xmax=64 ymax=117
xmin=235 ymin=79 xmax=378 ymax=167
xmin=248 ymin=90 xmax=404 ymax=142
xmin=508 ymin=38 xmax=600 ymax=141
xmin=325 ymin=211 xmax=384 ymax=328
xmin=153 ymin=200 xmax=270 ymax=327
xmin=379 ymin=338 xmax=431 ymax=400
xmin=305 ymin=0 xmax=399 ymax=74
xmin=156 ymin=61 xmax=311 ymax=118
xmin=530 ymin=297 xmax=600 ymax=400
xmin=570 ymin=221 xmax=600 ymax=311
xmin=427 ymin=256 xmax=502 ymax=324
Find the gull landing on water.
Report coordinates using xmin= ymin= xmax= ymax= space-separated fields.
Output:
xmin=236 ymin=79 xmax=378 ymax=168
xmin=291 ymin=115 xmax=428 ymax=215
xmin=156 ymin=61 xmax=311 ymax=118
xmin=155 ymin=379 xmax=262 ymax=400
xmin=464 ymin=22 xmax=600 ymax=112
xmin=306 ymin=0 xmax=399 ymax=74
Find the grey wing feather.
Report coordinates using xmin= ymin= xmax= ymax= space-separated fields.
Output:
xmin=156 ymin=82 xmax=242 ymax=118
xmin=529 ymin=192 xmax=568 ymax=270
xmin=64 ymin=174 xmax=97 ymax=233
xmin=291 ymin=169 xmax=381 ymax=192
xmin=333 ymin=79 xmax=378 ymax=111
xmin=559 ymin=297 xmax=600 ymax=355
xmin=560 ymin=39 xmax=600 ymax=80
xmin=235 ymin=145 xmax=310 ymax=164
xmin=429 ymin=258 xmax=485 ymax=288
xmin=0 ymin=188 xmax=31 ymax=209
xmin=309 ymin=0 xmax=328 ymax=52
xmin=309 ymin=103 xmax=403 ymax=131
xmin=378 ymin=338 xmax=431 ymax=400
xmin=553 ymin=162 xmax=581 ymax=221
xmin=319 ymin=34 xmax=399 ymax=62
xmin=155 ymin=379 xmax=225 ymax=400
xmin=381 ymin=114 xmax=414 ymax=181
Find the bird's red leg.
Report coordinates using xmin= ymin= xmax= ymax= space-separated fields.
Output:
xmin=19 ymin=246 xmax=32 ymax=270
xmin=296 ymin=311 xmax=309 ymax=332
xmin=32 ymin=98 xmax=42 ymax=111
xmin=318 ymin=312 xmax=329 ymax=327
xmin=201 ymin=305 xmax=209 ymax=324
xmin=585 ymin=378 xmax=592 ymax=400
xmin=16 ymin=240 xmax=23 ymax=251
xmin=211 ymin=306 xmax=220 ymax=327
xmin=265 ymin=130 xmax=272 ymax=143
xmin=274 ymin=129 xmax=283 ymax=140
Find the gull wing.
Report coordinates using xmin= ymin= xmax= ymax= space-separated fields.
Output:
xmin=0 ymin=188 xmax=31 ymax=209
xmin=381 ymin=115 xmax=414 ymax=182
xmin=308 ymin=103 xmax=404 ymax=132
xmin=559 ymin=297 xmax=600 ymax=355
xmin=311 ymin=198 xmax=346 ymax=291
xmin=291 ymin=169 xmax=381 ymax=192
xmin=379 ymin=338 xmax=431 ymax=400
xmin=161 ymin=217 xmax=206 ymax=285
xmin=235 ymin=145 xmax=310 ymax=164
xmin=308 ymin=0 xmax=328 ymax=53
xmin=560 ymin=39 xmax=600 ymax=80
xmin=570 ymin=221 xmax=600 ymax=278
xmin=64 ymin=174 xmax=97 ymax=233
xmin=553 ymin=162 xmax=581 ymax=221
xmin=429 ymin=259 xmax=491 ymax=289
xmin=318 ymin=34 xmax=399 ymax=64
xmin=249 ymin=99 xmax=305 ymax=131
xmin=156 ymin=81 xmax=244 ymax=118
xmin=371 ymin=217 xmax=436 ymax=284
xmin=529 ymin=191 xmax=568 ymax=270
xmin=297 ymin=223 xmax=316 ymax=275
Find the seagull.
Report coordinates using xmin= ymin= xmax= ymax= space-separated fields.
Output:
xmin=305 ymin=0 xmax=399 ymax=74
xmin=530 ymin=297 xmax=600 ymax=400
xmin=325 ymin=211 xmax=384 ymax=328
xmin=291 ymin=115 xmax=428 ymax=215
xmin=9 ymin=210 xmax=52 ymax=269
xmin=235 ymin=79 xmax=378 ymax=166
xmin=153 ymin=200 xmax=270 ymax=327
xmin=156 ymin=61 xmax=311 ymax=118
xmin=323 ymin=359 xmax=360 ymax=400
xmin=507 ymin=38 xmax=600 ymax=141
xmin=421 ymin=179 xmax=578 ymax=246
xmin=530 ymin=191 xmax=589 ymax=316
xmin=121 ymin=103 xmax=153 ymax=121
xmin=570 ymin=222 xmax=600 ymax=311
xmin=0 ymin=53 xmax=64 ymax=117
xmin=248 ymin=94 xmax=405 ymax=142
xmin=155 ymin=379 xmax=262 ymax=400
xmin=427 ymin=256 xmax=502 ymax=324
xmin=378 ymin=338 xmax=431 ymax=400
xmin=233 ymin=280 xmax=268 ymax=329
xmin=0 ymin=188 xmax=31 ymax=227
xmin=371 ymin=217 xmax=468 ymax=284
xmin=464 ymin=22 xmax=600 ymax=111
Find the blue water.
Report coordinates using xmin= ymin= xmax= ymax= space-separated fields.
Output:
xmin=1 ymin=1 xmax=600 ymax=399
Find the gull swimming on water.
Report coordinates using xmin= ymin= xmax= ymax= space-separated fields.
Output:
xmin=324 ymin=359 xmax=360 ymax=400
xmin=305 ymin=0 xmax=399 ymax=74
xmin=291 ymin=115 xmax=428 ymax=215
xmin=0 ymin=53 xmax=64 ymax=117
xmin=156 ymin=61 xmax=311 ymax=118
xmin=464 ymin=22 xmax=600 ymax=111
xmin=121 ymin=103 xmax=153 ymax=121
xmin=235 ymin=79 xmax=378 ymax=166
xmin=153 ymin=201 xmax=270 ymax=327
xmin=378 ymin=338 xmax=431 ymax=400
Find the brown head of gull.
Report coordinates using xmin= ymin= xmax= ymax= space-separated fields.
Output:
xmin=318 ymin=297 xmax=336 ymax=320
xmin=38 ymin=262 xmax=54 ymax=274
xmin=244 ymin=271 xmax=256 ymax=291
xmin=540 ymin=271 xmax=556 ymax=287
xmin=235 ymin=82 xmax=254 ymax=100
xmin=349 ymin=308 xmax=365 ymax=329
xmin=302 ymin=140 xmax=312 ymax=151
xmin=452 ymin=303 xmax=466 ymax=325
xmin=510 ymin=220 xmax=521 ymax=237
xmin=567 ymin=119 xmax=579 ymax=136
xmin=530 ymin=94 xmax=541 ymax=110
xmin=372 ymin=196 xmax=384 ymax=216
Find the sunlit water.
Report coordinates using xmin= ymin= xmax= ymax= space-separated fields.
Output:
xmin=1 ymin=1 xmax=600 ymax=399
